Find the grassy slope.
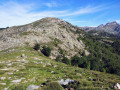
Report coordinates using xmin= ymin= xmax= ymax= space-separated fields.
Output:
xmin=0 ymin=46 xmax=120 ymax=90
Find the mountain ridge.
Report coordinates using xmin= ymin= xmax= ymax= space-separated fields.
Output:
xmin=80 ymin=21 xmax=120 ymax=36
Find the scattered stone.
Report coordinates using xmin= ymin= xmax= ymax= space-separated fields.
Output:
xmin=7 ymin=72 xmax=13 ymax=75
xmin=34 ymin=57 xmax=41 ymax=60
xmin=0 ymin=77 xmax=6 ymax=80
xmin=40 ymin=84 xmax=44 ymax=87
xmin=51 ymin=71 xmax=54 ymax=74
xmin=0 ymin=83 xmax=6 ymax=85
xmin=43 ymin=64 xmax=46 ymax=67
xmin=8 ymin=77 xmax=11 ymax=79
xmin=76 ymin=73 xmax=82 ymax=76
xmin=88 ymin=77 xmax=92 ymax=80
xmin=8 ymin=49 xmax=15 ymax=52
xmin=47 ymin=63 xmax=51 ymax=66
xmin=0 ymin=68 xmax=10 ymax=70
xmin=84 ymin=50 xmax=90 ymax=56
xmin=16 ymin=70 xmax=19 ymax=72
xmin=58 ymin=79 xmax=75 ymax=85
xmin=39 ymin=61 xmax=43 ymax=64
xmin=7 ymin=63 xmax=12 ymax=66
xmin=54 ymin=65 xmax=57 ymax=68
xmin=23 ymin=80 xmax=28 ymax=83
xmin=114 ymin=83 xmax=120 ymax=89
xmin=33 ymin=61 xmax=38 ymax=64
xmin=16 ymin=56 xmax=19 ymax=58
xmin=12 ymin=79 xmax=21 ymax=83
xmin=22 ymin=59 xmax=26 ymax=61
xmin=21 ymin=54 xmax=25 ymax=57
xmin=11 ymin=78 xmax=25 ymax=83
xmin=4 ymin=88 xmax=8 ymax=90
xmin=26 ymin=85 xmax=40 ymax=90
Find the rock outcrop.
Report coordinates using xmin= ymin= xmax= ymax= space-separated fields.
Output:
xmin=114 ymin=83 xmax=120 ymax=89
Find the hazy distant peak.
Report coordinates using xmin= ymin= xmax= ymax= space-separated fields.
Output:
xmin=98 ymin=24 xmax=104 ymax=27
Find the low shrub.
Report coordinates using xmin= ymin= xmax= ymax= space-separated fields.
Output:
xmin=34 ymin=43 xmax=40 ymax=50
xmin=41 ymin=46 xmax=51 ymax=57
xmin=42 ymin=81 xmax=63 ymax=90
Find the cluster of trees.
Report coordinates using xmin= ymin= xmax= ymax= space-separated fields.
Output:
xmin=56 ymin=55 xmax=70 ymax=65
xmin=56 ymin=32 xmax=120 ymax=75
xmin=34 ymin=44 xmax=51 ymax=57
xmin=112 ymin=40 xmax=120 ymax=55
xmin=78 ymin=33 xmax=120 ymax=75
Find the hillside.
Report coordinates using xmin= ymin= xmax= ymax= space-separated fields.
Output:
xmin=0 ymin=46 xmax=120 ymax=90
xmin=0 ymin=17 xmax=88 ymax=59
xmin=0 ymin=17 xmax=120 ymax=89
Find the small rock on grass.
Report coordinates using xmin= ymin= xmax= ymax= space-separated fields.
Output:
xmin=114 ymin=83 xmax=120 ymax=89
xmin=26 ymin=85 xmax=40 ymax=90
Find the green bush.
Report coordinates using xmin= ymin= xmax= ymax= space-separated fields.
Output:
xmin=62 ymin=56 xmax=70 ymax=65
xmin=34 ymin=43 xmax=40 ymax=50
xmin=42 ymin=81 xmax=63 ymax=90
xmin=41 ymin=46 xmax=51 ymax=57
xmin=55 ymin=55 xmax=62 ymax=62
xmin=71 ymin=55 xmax=80 ymax=66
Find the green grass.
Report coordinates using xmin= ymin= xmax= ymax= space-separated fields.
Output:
xmin=0 ymin=46 xmax=120 ymax=90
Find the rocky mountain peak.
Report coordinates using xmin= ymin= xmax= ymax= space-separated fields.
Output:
xmin=105 ymin=21 xmax=119 ymax=26
xmin=98 ymin=24 xmax=104 ymax=27
xmin=32 ymin=17 xmax=67 ymax=25
xmin=0 ymin=17 xmax=88 ymax=59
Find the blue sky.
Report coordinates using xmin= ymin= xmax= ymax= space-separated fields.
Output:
xmin=0 ymin=0 xmax=120 ymax=27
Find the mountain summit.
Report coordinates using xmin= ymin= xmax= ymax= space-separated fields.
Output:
xmin=0 ymin=17 xmax=88 ymax=59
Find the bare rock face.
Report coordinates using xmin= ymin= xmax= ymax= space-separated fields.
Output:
xmin=0 ymin=17 xmax=88 ymax=58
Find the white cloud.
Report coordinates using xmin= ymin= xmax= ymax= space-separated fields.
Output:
xmin=44 ymin=1 xmax=58 ymax=7
xmin=63 ymin=5 xmax=109 ymax=16
xmin=0 ymin=1 xmax=109 ymax=27
xmin=116 ymin=20 xmax=120 ymax=23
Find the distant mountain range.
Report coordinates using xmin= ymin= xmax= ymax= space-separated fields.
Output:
xmin=80 ymin=21 xmax=120 ymax=36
